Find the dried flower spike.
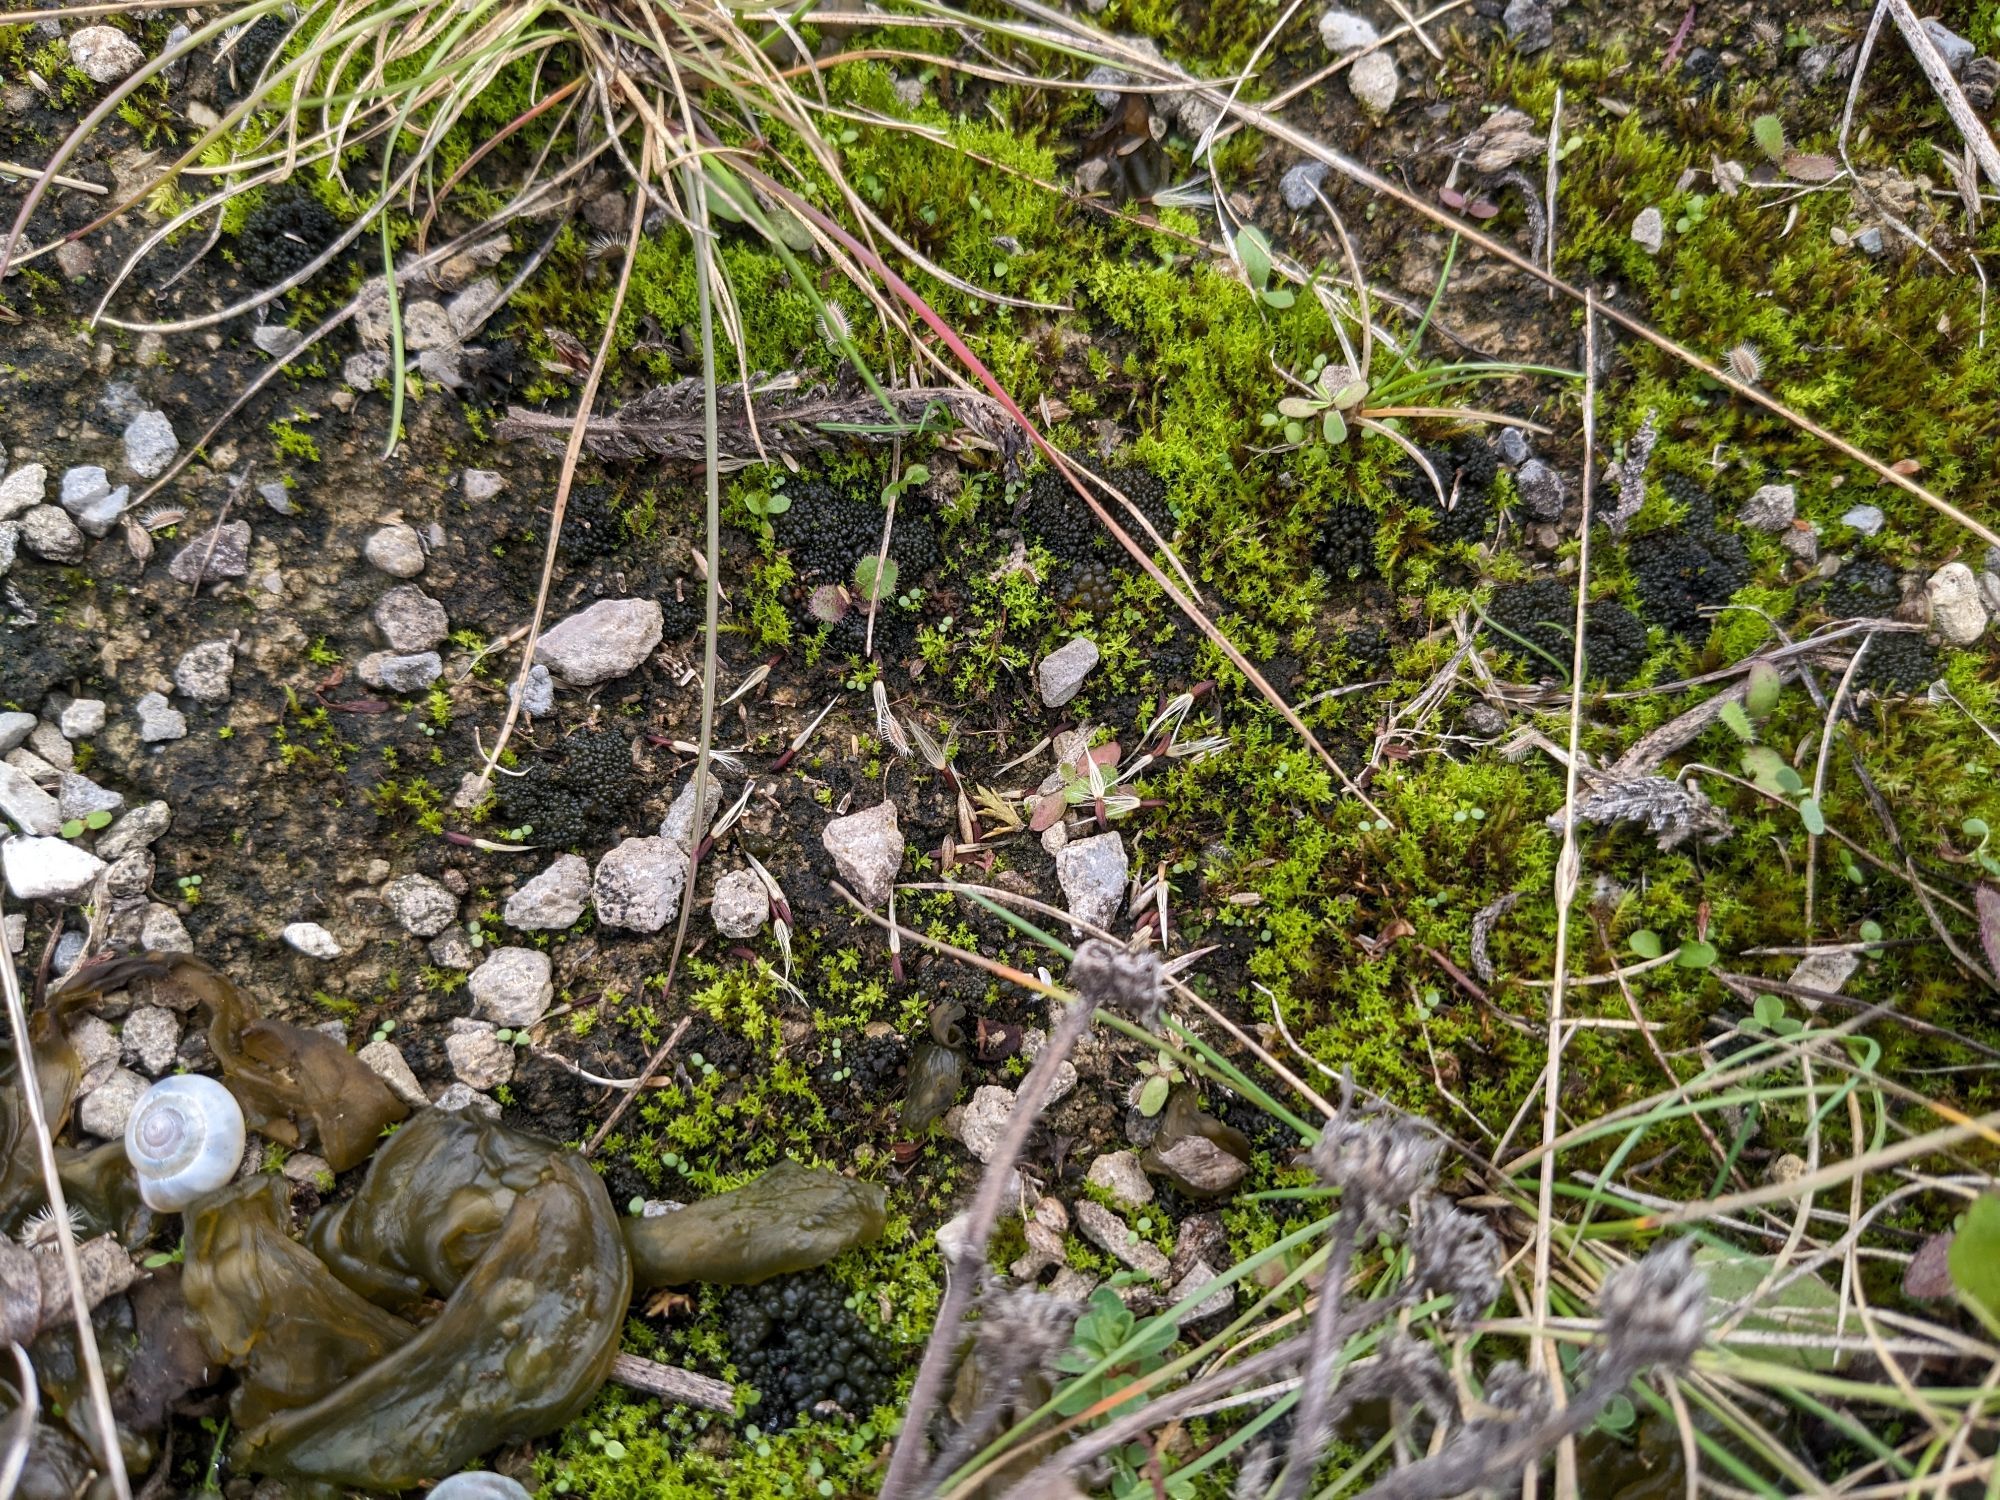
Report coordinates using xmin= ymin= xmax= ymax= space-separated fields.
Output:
xmin=1409 ymin=1202 xmax=1502 ymax=1327
xmin=1309 ymin=1113 xmax=1442 ymax=1232
xmin=1596 ymin=1237 xmax=1708 ymax=1373
xmin=1068 ymin=940 xmax=1165 ymax=1029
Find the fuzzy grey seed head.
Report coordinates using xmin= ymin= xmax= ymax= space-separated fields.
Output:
xmin=1410 ymin=1202 xmax=1502 ymax=1328
xmin=1231 ymin=1443 xmax=1278 ymax=1500
xmin=1479 ymin=1360 xmax=1552 ymax=1427
xmin=1597 ymin=1238 xmax=1708 ymax=1372
xmin=1068 ymin=940 xmax=1165 ymax=1029
xmin=1310 ymin=1114 xmax=1442 ymax=1232
xmin=975 ymin=1282 xmax=1083 ymax=1375
xmin=1378 ymin=1331 xmax=1455 ymax=1423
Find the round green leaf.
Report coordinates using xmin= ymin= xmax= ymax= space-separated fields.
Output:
xmin=1137 ymin=1074 xmax=1170 ymax=1117
xmin=1797 ymin=796 xmax=1826 ymax=836
xmin=1628 ymin=929 xmax=1663 ymax=959
xmin=1675 ymin=940 xmax=1719 ymax=969
xmin=1321 ymin=409 xmax=1348 ymax=444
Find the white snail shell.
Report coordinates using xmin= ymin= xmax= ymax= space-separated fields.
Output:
xmin=429 ymin=1476 xmax=531 ymax=1500
xmin=124 ymin=1075 xmax=247 ymax=1212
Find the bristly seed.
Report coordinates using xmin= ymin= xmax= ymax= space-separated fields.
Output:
xmin=1726 ymin=342 xmax=1763 ymax=385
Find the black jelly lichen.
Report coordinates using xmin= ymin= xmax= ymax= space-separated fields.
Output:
xmin=723 ymin=1273 xmax=893 ymax=1426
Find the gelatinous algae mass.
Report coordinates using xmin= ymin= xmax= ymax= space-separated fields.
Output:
xmin=624 ymin=1159 xmax=887 ymax=1288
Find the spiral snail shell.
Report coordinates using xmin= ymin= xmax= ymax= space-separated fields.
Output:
xmin=428 ymin=1475 xmax=531 ymax=1500
xmin=124 ymin=1074 xmax=247 ymax=1212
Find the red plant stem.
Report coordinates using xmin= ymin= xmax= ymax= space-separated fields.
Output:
xmin=1662 ymin=1 xmax=1698 ymax=73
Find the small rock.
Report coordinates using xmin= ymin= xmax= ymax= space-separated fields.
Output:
xmin=60 ymin=466 xmax=110 ymax=517
xmin=660 ymin=774 xmax=722 ymax=851
xmin=1513 ymin=458 xmax=1565 ymax=521
xmin=1501 ymin=0 xmax=1554 ymax=52
xmin=78 ymin=1068 xmax=148 ymax=1139
xmin=462 ymin=469 xmax=505 ymax=502
xmin=1739 ymin=483 xmax=1796 ymax=532
xmin=372 ymin=585 xmax=449 ymax=653
xmin=446 ymin=278 xmax=504 ymax=339
xmin=710 ymin=868 xmax=770 ymax=939
xmin=26 ymin=724 xmax=70 ymax=772
xmin=1928 ymin=562 xmax=1987 ymax=645
xmin=0 ymin=466 xmax=48 ymax=521
xmin=357 ymin=651 xmax=442 ymax=694
xmin=1842 ymin=503 xmax=1885 ymax=536
xmin=593 ymin=837 xmax=689 ymax=933
xmin=512 ymin=663 xmax=555 ymax=718
xmin=1497 ymin=428 xmax=1532 ymax=466
xmin=1168 ymin=1259 xmax=1234 ymax=1322
xmin=258 ymin=481 xmax=297 ymax=516
xmin=21 ymin=506 xmax=84 ymax=563
xmin=1798 ymin=40 xmax=1857 ymax=89
xmin=358 ymin=1040 xmax=430 ymax=1109
xmin=1150 ymin=1134 xmax=1249 ymax=1196
xmin=344 ymin=351 xmax=391 ymax=390
xmin=1278 ymin=159 xmax=1330 ymax=211
xmin=0 ymin=715 xmax=32 ymax=753
xmin=122 ymin=409 xmax=179 ymax=479
xmin=1037 ymin=636 xmax=1101 ymax=708
xmin=136 ymin=696 xmax=187 ymax=748
xmin=1781 ymin=526 xmax=1819 ymax=566
xmin=1921 ymin=18 xmax=1975 ymax=74
xmin=1853 ymin=226 xmax=1885 ymax=257
xmin=282 ymin=921 xmax=341 ymax=959
xmin=0 ymin=764 xmax=60 ymax=836
xmin=1631 ymin=206 xmax=1665 ymax=254
xmin=120 ymin=1007 xmax=180 ymax=1076
xmin=1085 ymin=62 xmax=1128 ymax=109
xmin=140 ymin=905 xmax=193 ymax=953
xmin=58 ymin=700 xmax=105 ymax=739
xmin=67 ymin=25 xmax=146 ymax=83
xmin=57 ymin=773 xmax=122 ymax=822
xmin=1979 ymin=572 xmax=2000 ymax=619
xmin=1040 ymin=820 xmax=1069 ymax=855
xmin=52 ymin=931 xmax=86 ymax=975
xmin=103 ymin=851 xmax=153 ymax=898
xmin=174 ymin=639 xmax=235 ymax=704
xmin=280 ymin=1153 xmax=333 ymax=1188
xmin=401 ymin=301 xmax=456 ymax=351
xmin=1 ymin=915 xmax=19 ymax=955
xmin=250 ymin=324 xmax=304 ymax=359
xmin=1086 ymin=1151 xmax=1154 ymax=1208
xmin=822 ymin=801 xmax=903 ymax=907
xmin=167 ymin=521 xmax=252 ymax=585
xmin=55 ymin=240 xmax=97 ymax=281
xmin=503 ymin=855 xmax=591 ymax=930
xmin=445 ymin=1022 xmax=515 ymax=1091
xmin=0 ymin=521 xmax=15 ymax=577
xmin=1317 ymin=9 xmax=1379 ymax=51
xmin=433 ymin=1082 xmax=501 ymax=1120
xmin=955 ymin=1086 xmax=1017 ymax=1163
xmin=363 ymin=523 xmax=426 ymax=579
xmin=97 ymin=801 xmax=169 ymax=859
xmin=428 ymin=929 xmax=477 ymax=970
xmin=1347 ymin=49 xmax=1399 ymax=114
xmin=1055 ymin=830 xmax=1128 ymax=930
xmin=2 ymin=837 xmax=105 ymax=901
xmin=1073 ymin=1200 xmax=1171 ymax=1281
xmin=70 ymin=1016 xmax=119 ymax=1092
xmin=382 ymin=872 xmax=458 ymax=937
xmin=469 ymin=946 xmax=555 ymax=1027
xmin=534 ymin=598 xmax=663 ymax=686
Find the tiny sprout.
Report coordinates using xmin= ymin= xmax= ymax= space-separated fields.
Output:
xmin=60 ymin=819 xmax=84 ymax=840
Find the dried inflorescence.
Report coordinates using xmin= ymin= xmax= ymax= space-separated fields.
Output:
xmin=1593 ymin=1238 xmax=1707 ymax=1375
xmin=1068 ymin=940 xmax=1165 ymax=1030
xmin=1554 ymin=774 xmax=1733 ymax=851
xmin=1407 ymin=1203 xmax=1502 ymax=1328
xmin=1308 ymin=1114 xmax=1442 ymax=1234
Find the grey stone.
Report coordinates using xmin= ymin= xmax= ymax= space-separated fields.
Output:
xmin=1921 ymin=18 xmax=1975 ymax=74
xmin=250 ymin=324 xmax=304 ymax=359
xmin=469 ymin=946 xmax=554 ymax=1027
xmin=0 ymin=764 xmax=60 ymax=836
xmin=65 ymin=485 xmax=127 ymax=539
xmin=513 ymin=663 xmax=555 ymax=717
xmin=429 ymin=929 xmax=477 ymax=970
xmin=1781 ymin=527 xmax=1819 ymax=566
xmin=955 ymin=1085 xmax=1017 ymax=1163
xmin=661 ymin=773 xmax=722 ymax=851
xmin=58 ymin=700 xmax=105 ymax=739
xmin=358 ymin=1040 xmax=430 ymax=1109
xmin=400 ymin=301 xmax=456 ymax=350
xmin=70 ymin=1016 xmax=119 ymax=1092
xmin=282 ymin=921 xmax=341 ymax=958
xmin=363 ymin=523 xmax=426 ymax=579
xmin=1055 ymin=830 xmax=1128 ymax=930
xmin=1 ymin=915 xmax=20 ymax=955
xmin=462 ymin=469 xmax=504 ymax=502
xmin=1150 ymin=1134 xmax=1248 ymax=1196
xmin=140 ymin=904 xmax=192 ymax=953
xmin=0 ymin=521 xmax=15 ymax=577
xmin=1928 ymin=562 xmax=1987 ymax=644
xmin=1501 ymin=0 xmax=1553 ymax=52
xmin=357 ymin=651 xmax=442 ymax=694
xmin=1074 ymin=1200 xmax=1171 ymax=1281
xmin=1169 ymin=1259 xmax=1234 ymax=1322
xmin=51 ymin=930 xmax=86 ymax=975
xmin=97 ymin=801 xmax=169 ymax=859
xmin=1631 ymin=206 xmax=1665 ymax=254
xmin=78 ymin=1068 xmax=148 ymax=1140
xmin=372 ymin=586 xmax=449 ymax=653
xmin=2 ymin=837 xmax=104 ymax=901
xmin=1798 ymin=40 xmax=1857 ymax=88
xmin=1981 ymin=572 xmax=2000 ymax=620
xmin=383 ymin=872 xmax=457 ymax=936
xmin=821 ymin=801 xmax=902 ymax=907
xmin=1086 ymin=62 xmax=1127 ymax=109
xmin=592 ymin=836 xmax=688 ymax=933
xmin=1347 ymin=49 xmax=1399 ymax=114
xmin=1086 ymin=1150 xmax=1154 ymax=1208
xmin=1853 ymin=226 xmax=1885 ymax=256
xmin=57 ymin=773 xmax=122 ymax=822
xmin=504 ymin=854 xmax=591 ymax=930
xmin=122 ymin=409 xmax=179 ymax=479
xmin=710 ymin=868 xmax=770 ymax=939
xmin=446 ymin=277 xmax=504 ymax=339
xmin=1317 ymin=9 xmax=1379 ymax=50
xmin=167 ymin=521 xmax=251 ymax=585
xmin=120 ymin=1007 xmax=180 ymax=1076
xmin=1021 ymin=1028 xmax=1079 ymax=1105
xmin=20 ymin=506 xmax=84 ymax=563
xmin=433 ymin=1082 xmax=501 ymax=1120
xmin=1497 ymin=428 xmax=1532 ymax=466
xmin=1278 ymin=159 xmax=1330 ymax=211
xmin=534 ymin=598 xmax=663 ymax=686
xmin=1739 ymin=483 xmax=1796 ymax=533
xmin=445 ymin=1021 xmax=515 ymax=1091
xmin=0 ymin=715 xmax=32 ymax=754
xmin=1514 ymin=458 xmax=1566 ymax=521
xmin=67 ymin=25 xmax=145 ymax=84
xmin=60 ymin=466 xmax=110 ymax=515
xmin=26 ymin=723 xmax=70 ymax=772
xmin=280 ymin=1152 xmax=333 ymax=1187
xmin=103 ymin=851 xmax=153 ymax=897
xmin=344 ymin=351 xmax=391 ymax=390
xmin=0 ymin=466 xmax=47 ymax=522
xmin=1037 ymin=636 xmax=1101 ymax=707
xmin=1842 ymin=504 xmax=1886 ymax=537
xmin=258 ymin=481 xmax=297 ymax=516
xmin=174 ymin=639 xmax=235 ymax=704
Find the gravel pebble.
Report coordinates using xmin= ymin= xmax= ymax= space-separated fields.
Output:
xmin=469 ymin=946 xmax=555 ymax=1027
xmin=1841 ymin=504 xmax=1885 ymax=536
xmin=955 ymin=1086 xmax=1017 ymax=1163
xmin=67 ymin=25 xmax=146 ymax=83
xmin=0 ymin=764 xmax=60 ymax=836
xmin=2 ymin=837 xmax=105 ymax=901
xmin=174 ymin=639 xmax=236 ymax=704
xmin=1928 ymin=562 xmax=1988 ymax=644
xmin=1279 ymin=160 xmax=1330 ymax=211
xmin=97 ymin=801 xmax=169 ymax=859
xmin=1037 ymin=636 xmax=1100 ymax=707
xmin=357 ymin=651 xmax=442 ymax=694
xmin=503 ymin=855 xmax=591 ymax=930
xmin=0 ymin=715 xmax=33 ymax=753
xmin=0 ymin=466 xmax=47 ymax=522
xmin=1087 ymin=1150 xmax=1155 ymax=1207
xmin=445 ymin=1021 xmax=515 ymax=1091
xmin=59 ymin=700 xmax=105 ymax=739
xmin=120 ymin=1007 xmax=181 ymax=1076
xmin=1055 ymin=830 xmax=1128 ymax=931
xmin=372 ymin=586 xmax=449 ymax=653
xmin=1317 ymin=9 xmax=1379 ymax=50
xmin=57 ymin=773 xmax=122 ymax=822
xmin=433 ymin=1082 xmax=500 ymax=1120
xmin=358 ymin=1040 xmax=430 ymax=1110
xmin=1073 ymin=1200 xmax=1171 ymax=1281
xmin=135 ymin=693 xmax=186 ymax=743
xmin=512 ymin=664 xmax=555 ymax=718
xmin=364 ymin=524 xmax=426 ymax=579
xmin=534 ymin=598 xmax=663 ymax=686
xmin=139 ymin=905 xmax=193 ymax=953
xmin=710 ymin=868 xmax=770 ymax=939
xmin=462 ymin=469 xmax=504 ymax=502
xmin=382 ymin=872 xmax=457 ymax=936
xmin=1631 ymin=206 xmax=1665 ymax=254
xmin=20 ymin=506 xmax=84 ymax=563
xmin=167 ymin=521 xmax=251 ymax=585
xmin=428 ymin=929 xmax=477 ymax=970
xmin=592 ymin=836 xmax=689 ymax=933
xmin=1739 ymin=484 xmax=1796 ymax=532
xmin=1347 ymin=49 xmax=1399 ymax=114
xmin=122 ymin=409 xmax=180 ymax=479
xmin=821 ymin=801 xmax=903 ymax=908
xmin=282 ymin=922 xmax=341 ymax=959
xmin=70 ymin=1016 xmax=119 ymax=1092
xmin=78 ymin=1068 xmax=149 ymax=1139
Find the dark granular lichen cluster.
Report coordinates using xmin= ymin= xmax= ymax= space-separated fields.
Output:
xmin=495 ymin=729 xmax=636 ymax=849
xmin=1820 ymin=557 xmax=1901 ymax=620
xmin=660 ymin=586 xmax=704 ymax=640
xmin=1856 ymin=630 xmax=1937 ymax=695
xmin=724 ymin=1274 xmax=893 ymax=1426
xmin=1483 ymin=581 xmax=1650 ymax=685
xmin=1018 ymin=464 xmax=1173 ymax=565
xmin=1317 ymin=502 xmax=1379 ymax=581
xmin=1660 ymin=471 xmax=1719 ymax=532
xmin=1398 ymin=441 xmax=1499 ymax=547
xmin=813 ymin=1032 xmax=908 ymax=1126
xmin=1628 ymin=474 xmax=1749 ymax=638
xmin=1064 ymin=558 xmax=1119 ymax=617
xmin=236 ymin=184 xmax=342 ymax=286
xmin=775 ymin=477 xmax=890 ymax=582
xmin=557 ymin=484 xmax=626 ymax=563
